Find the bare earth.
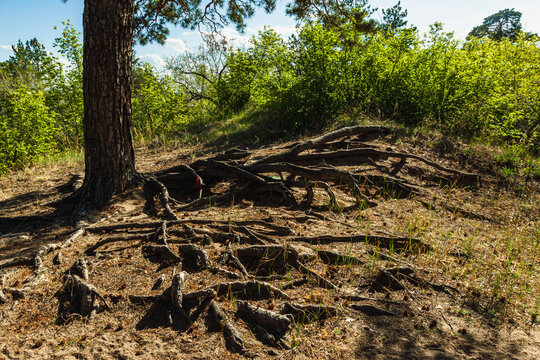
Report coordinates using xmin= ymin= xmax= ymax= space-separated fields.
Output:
xmin=0 ymin=128 xmax=538 ymax=359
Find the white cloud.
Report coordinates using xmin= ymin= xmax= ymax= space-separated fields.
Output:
xmin=271 ymin=25 xmax=297 ymax=36
xmin=220 ymin=27 xmax=252 ymax=47
xmin=165 ymin=38 xmax=189 ymax=53
xmin=139 ymin=53 xmax=166 ymax=67
xmin=57 ymin=56 xmax=71 ymax=67
xmin=247 ymin=25 xmax=297 ymax=37
xmin=0 ymin=44 xmax=12 ymax=50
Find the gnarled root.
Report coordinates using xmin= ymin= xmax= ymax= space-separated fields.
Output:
xmin=207 ymin=300 xmax=245 ymax=353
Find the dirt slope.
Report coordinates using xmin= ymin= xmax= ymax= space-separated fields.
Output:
xmin=0 ymin=127 xmax=538 ymax=359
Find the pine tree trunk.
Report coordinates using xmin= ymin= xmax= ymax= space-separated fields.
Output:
xmin=80 ymin=0 xmax=138 ymax=206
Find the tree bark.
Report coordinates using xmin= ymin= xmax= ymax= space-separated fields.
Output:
xmin=80 ymin=0 xmax=138 ymax=206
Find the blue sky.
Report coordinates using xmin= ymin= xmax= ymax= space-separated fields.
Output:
xmin=1 ymin=0 xmax=540 ymax=67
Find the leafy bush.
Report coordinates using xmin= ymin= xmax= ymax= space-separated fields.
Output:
xmin=132 ymin=63 xmax=187 ymax=139
xmin=213 ymin=22 xmax=540 ymax=143
xmin=0 ymin=87 xmax=58 ymax=173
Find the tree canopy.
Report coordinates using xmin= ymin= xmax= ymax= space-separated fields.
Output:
xmin=467 ymin=8 xmax=524 ymax=41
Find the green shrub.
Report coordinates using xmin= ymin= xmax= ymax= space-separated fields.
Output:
xmin=0 ymin=87 xmax=58 ymax=174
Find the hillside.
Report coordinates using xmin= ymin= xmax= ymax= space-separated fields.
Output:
xmin=0 ymin=126 xmax=538 ymax=359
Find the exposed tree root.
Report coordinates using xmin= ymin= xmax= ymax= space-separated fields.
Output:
xmin=144 ymin=178 xmax=178 ymax=220
xmin=341 ymin=294 xmax=404 ymax=305
xmin=142 ymin=244 xmax=181 ymax=264
xmin=0 ymin=125 xmax=479 ymax=355
xmin=87 ymin=219 xmax=293 ymax=235
xmin=220 ymin=242 xmax=249 ymax=277
xmin=237 ymin=300 xmax=291 ymax=336
xmin=281 ymin=278 xmax=309 ymax=290
xmin=56 ymin=269 xmax=109 ymax=323
xmin=234 ymin=245 xmax=299 ymax=276
xmin=0 ymin=289 xmax=7 ymax=304
xmin=212 ymin=281 xmax=289 ymax=299
xmin=351 ymin=304 xmax=396 ymax=316
xmin=0 ymin=256 xmax=34 ymax=270
xmin=316 ymin=249 xmax=364 ymax=265
xmin=170 ymin=272 xmax=189 ymax=321
xmin=290 ymin=234 xmax=430 ymax=252
xmin=211 ymin=266 xmax=242 ymax=279
xmin=295 ymin=262 xmax=338 ymax=290
xmin=85 ymin=233 xmax=153 ymax=255
xmin=279 ymin=302 xmax=337 ymax=323
xmin=208 ymin=300 xmax=245 ymax=353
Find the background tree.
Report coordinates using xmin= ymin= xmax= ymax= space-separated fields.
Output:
xmin=380 ymin=1 xmax=410 ymax=32
xmin=467 ymin=8 xmax=523 ymax=41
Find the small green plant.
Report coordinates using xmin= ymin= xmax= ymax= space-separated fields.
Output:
xmin=499 ymin=166 xmax=517 ymax=178
xmin=291 ymin=324 xmax=302 ymax=352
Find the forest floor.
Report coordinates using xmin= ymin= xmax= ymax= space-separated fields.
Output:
xmin=0 ymin=126 xmax=538 ymax=359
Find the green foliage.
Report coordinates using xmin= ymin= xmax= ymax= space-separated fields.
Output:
xmin=0 ymin=21 xmax=83 ymax=173
xmin=132 ymin=62 xmax=187 ymax=139
xmin=211 ymin=20 xmax=540 ymax=147
xmin=468 ymin=9 xmax=524 ymax=42
xmin=380 ymin=1 xmax=409 ymax=32
xmin=2 ymin=4 xmax=540 ymax=174
xmin=49 ymin=20 xmax=84 ymax=149
xmin=133 ymin=0 xmax=277 ymax=45
xmin=0 ymin=38 xmax=59 ymax=88
xmin=0 ymin=87 xmax=58 ymax=174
